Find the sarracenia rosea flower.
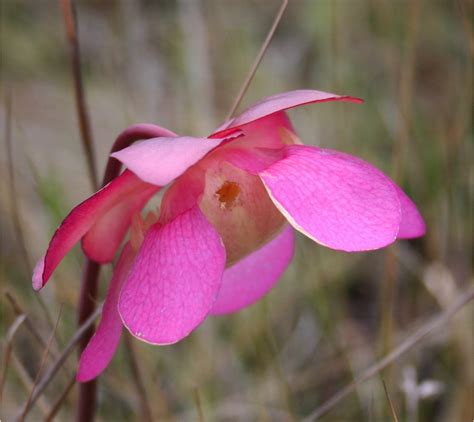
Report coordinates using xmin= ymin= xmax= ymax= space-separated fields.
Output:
xmin=32 ymin=90 xmax=425 ymax=381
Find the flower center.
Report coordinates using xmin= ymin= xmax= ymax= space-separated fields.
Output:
xmin=215 ymin=181 xmax=240 ymax=209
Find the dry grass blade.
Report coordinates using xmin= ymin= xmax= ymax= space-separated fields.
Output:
xmin=382 ymin=379 xmax=400 ymax=422
xmin=193 ymin=388 xmax=205 ymax=422
xmin=4 ymin=92 xmax=55 ymax=331
xmin=225 ymin=0 xmax=289 ymax=120
xmin=0 ymin=314 xmax=26 ymax=401
xmin=4 ymin=291 xmax=71 ymax=374
xmin=59 ymin=0 xmax=98 ymax=190
xmin=4 ymin=93 xmax=32 ymax=272
xmin=44 ymin=373 xmax=76 ymax=422
xmin=24 ymin=302 xmax=103 ymax=412
xmin=302 ymin=284 xmax=474 ymax=421
xmin=18 ymin=306 xmax=63 ymax=421
xmin=11 ymin=353 xmax=51 ymax=416
xmin=124 ymin=333 xmax=153 ymax=422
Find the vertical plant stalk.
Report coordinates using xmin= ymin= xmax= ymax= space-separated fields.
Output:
xmin=76 ymin=261 xmax=101 ymax=422
xmin=226 ymin=0 xmax=289 ymax=120
xmin=59 ymin=0 xmax=98 ymax=191
xmin=379 ymin=0 xmax=421 ymax=389
xmin=59 ymin=0 xmax=102 ymax=418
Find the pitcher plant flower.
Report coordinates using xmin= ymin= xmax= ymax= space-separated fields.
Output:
xmin=32 ymin=90 xmax=425 ymax=381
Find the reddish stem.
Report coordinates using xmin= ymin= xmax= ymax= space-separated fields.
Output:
xmin=76 ymin=124 xmax=173 ymax=422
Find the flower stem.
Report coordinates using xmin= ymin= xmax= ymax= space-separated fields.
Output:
xmin=76 ymin=260 xmax=100 ymax=422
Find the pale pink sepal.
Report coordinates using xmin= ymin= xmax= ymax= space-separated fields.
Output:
xmin=32 ymin=170 xmax=154 ymax=290
xmin=111 ymin=136 xmax=228 ymax=186
xmin=212 ymin=90 xmax=363 ymax=137
xmin=394 ymin=186 xmax=426 ymax=238
xmin=260 ymin=145 xmax=401 ymax=252
xmin=210 ymin=226 xmax=295 ymax=315
xmin=118 ymin=206 xmax=225 ymax=345
xmin=77 ymin=244 xmax=135 ymax=383
xmin=81 ymin=184 xmax=159 ymax=263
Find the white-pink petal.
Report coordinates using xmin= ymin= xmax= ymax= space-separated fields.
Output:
xmin=111 ymin=136 xmax=226 ymax=186
xmin=210 ymin=226 xmax=295 ymax=315
xmin=118 ymin=206 xmax=226 ymax=345
xmin=260 ymin=146 xmax=402 ymax=252
xmin=77 ymin=244 xmax=135 ymax=382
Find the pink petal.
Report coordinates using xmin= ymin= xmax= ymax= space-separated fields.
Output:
xmin=206 ymin=112 xmax=296 ymax=174
xmin=260 ymin=146 xmax=401 ymax=252
xmin=118 ymin=206 xmax=226 ymax=345
xmin=77 ymin=244 xmax=135 ymax=382
xmin=216 ymin=147 xmax=286 ymax=174
xmin=81 ymin=184 xmax=159 ymax=263
xmin=212 ymin=89 xmax=362 ymax=137
xmin=210 ymin=226 xmax=295 ymax=315
xmin=159 ymin=165 xmax=205 ymax=224
xmin=213 ymin=111 xmax=295 ymax=148
xmin=110 ymin=136 xmax=229 ymax=186
xmin=33 ymin=170 xmax=154 ymax=290
xmin=394 ymin=186 xmax=426 ymax=238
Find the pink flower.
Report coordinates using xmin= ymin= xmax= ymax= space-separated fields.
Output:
xmin=32 ymin=90 xmax=425 ymax=381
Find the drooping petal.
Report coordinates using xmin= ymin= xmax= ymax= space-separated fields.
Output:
xmin=118 ymin=206 xmax=226 ymax=345
xmin=394 ymin=185 xmax=426 ymax=238
xmin=111 ymin=136 xmax=229 ymax=186
xmin=212 ymin=90 xmax=363 ymax=137
xmin=210 ymin=226 xmax=295 ymax=315
xmin=81 ymin=184 xmax=159 ymax=263
xmin=77 ymin=244 xmax=135 ymax=383
xmin=33 ymin=170 xmax=154 ymax=290
xmin=260 ymin=145 xmax=401 ymax=252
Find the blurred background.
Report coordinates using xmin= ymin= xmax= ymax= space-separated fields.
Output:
xmin=1 ymin=0 xmax=472 ymax=420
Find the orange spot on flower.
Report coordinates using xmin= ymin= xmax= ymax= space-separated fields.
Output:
xmin=215 ymin=181 xmax=241 ymax=209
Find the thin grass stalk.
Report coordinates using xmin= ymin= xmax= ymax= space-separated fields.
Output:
xmin=123 ymin=334 xmax=153 ymax=422
xmin=225 ymin=0 xmax=289 ymax=120
xmin=0 ymin=314 xmax=26 ymax=401
xmin=192 ymin=388 xmax=206 ymax=422
xmin=382 ymin=379 xmax=400 ymax=422
xmin=18 ymin=306 xmax=63 ymax=421
xmin=44 ymin=374 xmax=76 ymax=422
xmin=4 ymin=92 xmax=56 ymax=331
xmin=5 ymin=291 xmax=71 ymax=376
xmin=11 ymin=353 xmax=51 ymax=416
xmin=26 ymin=303 xmax=103 ymax=412
xmin=59 ymin=0 xmax=98 ymax=190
